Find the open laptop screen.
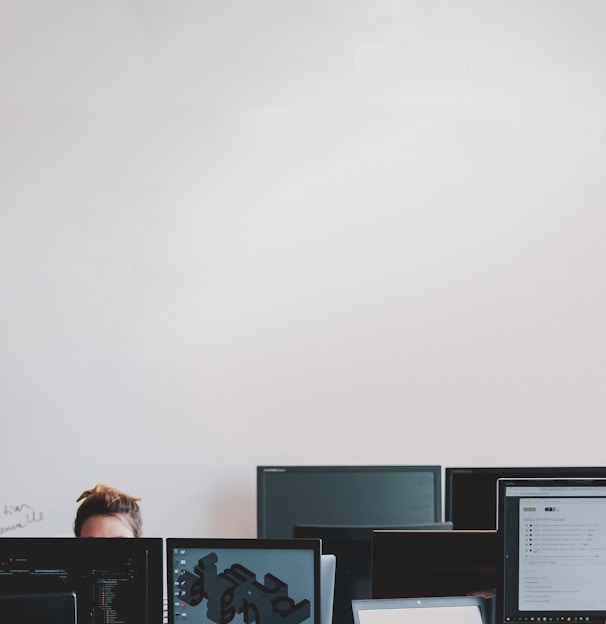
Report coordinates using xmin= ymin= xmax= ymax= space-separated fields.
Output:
xmin=497 ymin=478 xmax=606 ymax=624
xmin=167 ymin=538 xmax=321 ymax=624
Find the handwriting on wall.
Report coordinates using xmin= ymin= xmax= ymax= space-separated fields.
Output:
xmin=1 ymin=503 xmax=44 ymax=535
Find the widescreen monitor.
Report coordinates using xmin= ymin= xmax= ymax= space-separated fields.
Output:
xmin=445 ymin=466 xmax=606 ymax=529
xmin=257 ymin=465 xmax=442 ymax=538
xmin=497 ymin=478 xmax=606 ymax=624
xmin=0 ymin=537 xmax=163 ymax=624
xmin=167 ymin=538 xmax=321 ymax=624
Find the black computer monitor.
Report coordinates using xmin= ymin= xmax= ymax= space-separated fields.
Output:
xmin=497 ymin=478 xmax=606 ymax=624
xmin=0 ymin=537 xmax=163 ymax=624
xmin=445 ymin=466 xmax=606 ymax=529
xmin=257 ymin=465 xmax=442 ymax=538
xmin=295 ymin=523 xmax=452 ymax=624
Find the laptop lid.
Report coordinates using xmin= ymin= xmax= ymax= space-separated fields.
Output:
xmin=352 ymin=596 xmax=486 ymax=624
xmin=167 ymin=538 xmax=321 ymax=624
xmin=497 ymin=478 xmax=606 ymax=624
xmin=320 ymin=554 xmax=336 ymax=624
xmin=371 ymin=530 xmax=496 ymax=599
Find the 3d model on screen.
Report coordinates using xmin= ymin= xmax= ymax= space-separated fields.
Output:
xmin=176 ymin=552 xmax=311 ymax=624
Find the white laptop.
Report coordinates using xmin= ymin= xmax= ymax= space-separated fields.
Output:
xmin=352 ymin=596 xmax=486 ymax=624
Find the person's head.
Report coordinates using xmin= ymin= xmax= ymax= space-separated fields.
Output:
xmin=74 ymin=484 xmax=143 ymax=538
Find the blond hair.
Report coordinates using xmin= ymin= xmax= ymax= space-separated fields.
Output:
xmin=74 ymin=484 xmax=142 ymax=537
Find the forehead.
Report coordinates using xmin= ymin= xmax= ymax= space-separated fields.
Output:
xmin=80 ymin=513 xmax=135 ymax=537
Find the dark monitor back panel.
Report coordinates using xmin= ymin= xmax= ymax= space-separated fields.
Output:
xmin=445 ymin=467 xmax=606 ymax=529
xmin=371 ymin=530 xmax=497 ymax=599
xmin=257 ymin=465 xmax=442 ymax=538
xmin=0 ymin=537 xmax=164 ymax=624
xmin=295 ymin=523 xmax=452 ymax=624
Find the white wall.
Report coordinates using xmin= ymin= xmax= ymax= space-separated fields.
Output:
xmin=2 ymin=0 xmax=606 ymax=539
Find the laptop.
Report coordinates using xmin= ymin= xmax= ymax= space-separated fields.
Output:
xmin=497 ymin=477 xmax=606 ymax=624
xmin=167 ymin=538 xmax=321 ymax=624
xmin=320 ymin=554 xmax=336 ymax=624
xmin=352 ymin=596 xmax=486 ymax=624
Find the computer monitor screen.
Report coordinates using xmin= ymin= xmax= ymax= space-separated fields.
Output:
xmin=0 ymin=592 xmax=77 ymax=624
xmin=167 ymin=538 xmax=321 ymax=624
xmin=0 ymin=537 xmax=163 ymax=624
xmin=371 ymin=530 xmax=497 ymax=599
xmin=295 ymin=523 xmax=452 ymax=624
xmin=497 ymin=478 xmax=606 ymax=624
xmin=445 ymin=467 xmax=606 ymax=529
xmin=257 ymin=466 xmax=442 ymax=538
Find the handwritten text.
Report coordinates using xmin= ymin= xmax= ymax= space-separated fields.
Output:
xmin=0 ymin=503 xmax=44 ymax=535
